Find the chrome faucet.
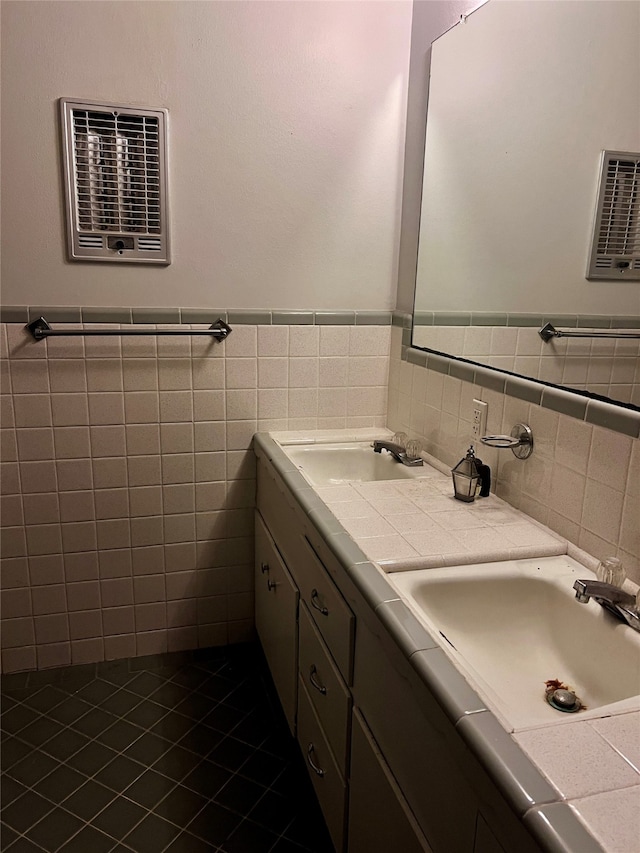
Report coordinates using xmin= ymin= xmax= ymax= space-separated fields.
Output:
xmin=372 ymin=440 xmax=423 ymax=467
xmin=573 ymin=579 xmax=640 ymax=632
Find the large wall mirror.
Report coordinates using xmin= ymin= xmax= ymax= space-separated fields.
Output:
xmin=412 ymin=0 xmax=640 ymax=409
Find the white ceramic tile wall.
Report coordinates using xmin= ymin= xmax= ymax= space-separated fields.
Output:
xmin=415 ymin=326 xmax=640 ymax=405
xmin=387 ymin=327 xmax=640 ymax=585
xmin=0 ymin=322 xmax=390 ymax=672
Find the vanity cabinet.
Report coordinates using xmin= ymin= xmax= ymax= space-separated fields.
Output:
xmin=254 ymin=445 xmax=546 ymax=853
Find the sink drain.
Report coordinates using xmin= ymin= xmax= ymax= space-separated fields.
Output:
xmin=544 ymin=679 xmax=586 ymax=713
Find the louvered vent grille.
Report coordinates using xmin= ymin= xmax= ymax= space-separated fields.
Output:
xmin=78 ymin=234 xmax=104 ymax=249
xmin=60 ymin=99 xmax=170 ymax=264
xmin=587 ymin=150 xmax=640 ymax=281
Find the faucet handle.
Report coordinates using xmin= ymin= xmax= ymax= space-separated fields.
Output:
xmin=392 ymin=432 xmax=408 ymax=449
xmin=405 ymin=439 xmax=423 ymax=460
xmin=596 ymin=557 xmax=625 ymax=588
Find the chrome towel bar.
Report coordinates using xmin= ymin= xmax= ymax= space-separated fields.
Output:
xmin=25 ymin=317 xmax=232 ymax=342
xmin=539 ymin=322 xmax=640 ymax=342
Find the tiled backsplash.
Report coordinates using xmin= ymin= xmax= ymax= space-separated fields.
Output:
xmin=0 ymin=320 xmax=391 ymax=673
xmin=3 ymin=308 xmax=638 ymax=673
xmin=387 ymin=327 xmax=640 ymax=586
xmin=413 ymin=324 xmax=640 ymax=405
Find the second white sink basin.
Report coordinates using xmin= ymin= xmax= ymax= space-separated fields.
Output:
xmin=388 ymin=555 xmax=640 ymax=731
xmin=285 ymin=442 xmax=431 ymax=486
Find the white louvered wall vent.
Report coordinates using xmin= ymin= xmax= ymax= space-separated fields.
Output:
xmin=60 ymin=98 xmax=170 ymax=264
xmin=587 ymin=150 xmax=640 ymax=281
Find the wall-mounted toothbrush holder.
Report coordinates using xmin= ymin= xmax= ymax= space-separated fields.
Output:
xmin=481 ymin=423 xmax=534 ymax=459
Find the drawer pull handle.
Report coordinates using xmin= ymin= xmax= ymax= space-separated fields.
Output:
xmin=267 ymin=579 xmax=278 ymax=591
xmin=260 ymin=562 xmax=269 ymax=574
xmin=309 ymin=665 xmax=327 ymax=695
xmin=307 ymin=743 xmax=325 ymax=777
xmin=310 ymin=589 xmax=329 ymax=616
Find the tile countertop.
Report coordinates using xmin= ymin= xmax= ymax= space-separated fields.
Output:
xmin=314 ymin=465 xmax=567 ymax=571
xmin=266 ymin=429 xmax=640 ymax=853
xmin=272 ymin=427 xmax=569 ymax=571
xmin=515 ymin=719 xmax=640 ymax=852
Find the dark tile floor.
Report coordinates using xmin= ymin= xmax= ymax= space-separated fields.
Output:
xmin=0 ymin=645 xmax=334 ymax=853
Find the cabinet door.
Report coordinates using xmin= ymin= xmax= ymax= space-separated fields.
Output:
xmin=255 ymin=511 xmax=299 ymax=734
xmin=348 ymin=708 xmax=433 ymax=853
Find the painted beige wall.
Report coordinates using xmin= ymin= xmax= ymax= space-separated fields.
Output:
xmin=1 ymin=0 xmax=411 ymax=311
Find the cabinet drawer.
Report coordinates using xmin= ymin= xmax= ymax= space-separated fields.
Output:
xmin=297 ymin=536 xmax=354 ymax=682
xmin=299 ymin=603 xmax=352 ymax=774
xmin=256 ymin=459 xmax=307 ymax=574
xmin=297 ymin=676 xmax=347 ymax=853
xmin=255 ymin=512 xmax=299 ymax=734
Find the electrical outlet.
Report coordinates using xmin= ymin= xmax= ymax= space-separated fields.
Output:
xmin=471 ymin=399 xmax=488 ymax=441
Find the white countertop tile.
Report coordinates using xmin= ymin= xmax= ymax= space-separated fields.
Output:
xmin=570 ymin=786 xmax=640 ymax=853
xmin=589 ymin=712 xmax=640 ymax=773
xmin=410 ymin=495 xmax=458 ymax=513
xmin=325 ymin=499 xmax=379 ymax=520
xmin=387 ymin=513 xmax=443 ymax=534
xmin=402 ymin=527 xmax=467 ymax=556
xmin=354 ymin=534 xmax=419 ymax=562
xmin=502 ymin=522 xmax=566 ymax=547
xmin=340 ymin=515 xmax=397 ymax=539
xmin=450 ymin=527 xmax=512 ymax=551
xmin=515 ymin=721 xmax=640 ymax=800
xmin=364 ymin=495 xmax=419 ymax=516
xmin=429 ymin=509 xmax=487 ymax=530
xmin=353 ymin=481 xmax=409 ymax=500
xmin=315 ymin=485 xmax=356 ymax=502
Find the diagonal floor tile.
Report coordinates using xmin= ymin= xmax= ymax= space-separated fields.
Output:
xmin=93 ymin=755 xmax=146 ymax=792
xmin=56 ymin=823 xmax=115 ymax=853
xmin=25 ymin=807 xmax=85 ymax=852
xmin=2 ymin=645 xmax=332 ymax=853
xmin=151 ymin=783 xmax=207 ymax=827
xmin=66 ymin=741 xmax=118 ymax=777
xmin=122 ymin=811 xmax=182 ymax=853
xmin=62 ymin=779 xmax=116 ymax=821
xmin=92 ymin=795 xmax=148 ymax=840
xmin=1 ymin=790 xmax=55 ymax=835
xmin=32 ymin=764 xmax=87 ymax=804
xmin=122 ymin=769 xmax=176 ymax=810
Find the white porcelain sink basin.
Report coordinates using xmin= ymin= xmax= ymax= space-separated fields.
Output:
xmin=285 ymin=442 xmax=430 ymax=486
xmin=388 ymin=555 xmax=640 ymax=731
